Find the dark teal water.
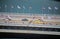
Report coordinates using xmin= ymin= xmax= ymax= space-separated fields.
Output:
xmin=0 ymin=0 xmax=60 ymax=15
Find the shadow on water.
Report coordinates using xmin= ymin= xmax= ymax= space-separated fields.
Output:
xmin=51 ymin=0 xmax=60 ymax=2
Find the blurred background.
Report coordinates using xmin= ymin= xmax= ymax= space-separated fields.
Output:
xmin=0 ymin=0 xmax=60 ymax=38
xmin=0 ymin=0 xmax=60 ymax=15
